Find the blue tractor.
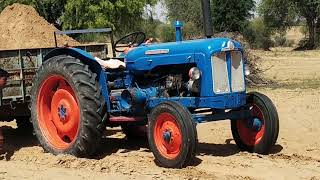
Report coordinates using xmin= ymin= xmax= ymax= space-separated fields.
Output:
xmin=31 ymin=0 xmax=279 ymax=168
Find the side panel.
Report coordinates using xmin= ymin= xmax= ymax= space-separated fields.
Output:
xmin=146 ymin=93 xmax=247 ymax=110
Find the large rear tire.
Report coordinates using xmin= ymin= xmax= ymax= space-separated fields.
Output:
xmin=148 ymin=101 xmax=197 ymax=168
xmin=231 ymin=92 xmax=279 ymax=154
xmin=31 ymin=55 xmax=106 ymax=157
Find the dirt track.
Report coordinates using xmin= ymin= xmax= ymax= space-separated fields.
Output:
xmin=1 ymin=49 xmax=320 ymax=179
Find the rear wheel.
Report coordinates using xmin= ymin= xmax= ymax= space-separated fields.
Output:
xmin=148 ymin=101 xmax=197 ymax=168
xmin=231 ymin=92 xmax=279 ymax=154
xmin=31 ymin=55 xmax=106 ymax=157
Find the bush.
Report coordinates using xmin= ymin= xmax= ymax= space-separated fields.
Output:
xmin=156 ymin=24 xmax=175 ymax=42
xmin=183 ymin=22 xmax=202 ymax=40
xmin=273 ymin=34 xmax=287 ymax=47
xmin=242 ymin=18 xmax=273 ymax=50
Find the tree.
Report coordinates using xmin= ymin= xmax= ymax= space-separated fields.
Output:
xmin=259 ymin=0 xmax=320 ymax=49
xmin=211 ymin=0 xmax=255 ymax=32
xmin=292 ymin=0 xmax=320 ymax=48
xmin=62 ymin=0 xmax=157 ymax=36
xmin=164 ymin=0 xmax=255 ymax=35
xmin=164 ymin=0 xmax=203 ymax=35
xmin=32 ymin=0 xmax=67 ymax=27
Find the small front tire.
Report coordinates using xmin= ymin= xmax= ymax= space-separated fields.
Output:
xmin=231 ymin=92 xmax=279 ymax=154
xmin=148 ymin=101 xmax=197 ymax=168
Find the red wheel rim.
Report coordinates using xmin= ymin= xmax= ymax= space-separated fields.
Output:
xmin=237 ymin=104 xmax=265 ymax=146
xmin=37 ymin=75 xmax=80 ymax=150
xmin=154 ymin=113 xmax=182 ymax=159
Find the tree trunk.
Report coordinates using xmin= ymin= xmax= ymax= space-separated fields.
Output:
xmin=307 ymin=20 xmax=315 ymax=49
xmin=315 ymin=20 xmax=320 ymax=48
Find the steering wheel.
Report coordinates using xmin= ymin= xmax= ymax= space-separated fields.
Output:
xmin=114 ymin=32 xmax=146 ymax=52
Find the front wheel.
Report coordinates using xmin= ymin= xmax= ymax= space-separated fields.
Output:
xmin=148 ymin=101 xmax=197 ymax=168
xmin=231 ymin=92 xmax=279 ymax=154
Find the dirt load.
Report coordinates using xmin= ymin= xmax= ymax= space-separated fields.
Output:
xmin=0 ymin=3 xmax=79 ymax=50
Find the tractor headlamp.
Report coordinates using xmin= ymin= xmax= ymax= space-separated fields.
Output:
xmin=189 ymin=67 xmax=201 ymax=80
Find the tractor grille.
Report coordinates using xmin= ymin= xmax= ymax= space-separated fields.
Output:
xmin=230 ymin=51 xmax=245 ymax=92
xmin=211 ymin=52 xmax=230 ymax=94
xmin=211 ymin=51 xmax=245 ymax=94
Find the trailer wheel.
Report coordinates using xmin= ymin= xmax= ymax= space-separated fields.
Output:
xmin=148 ymin=101 xmax=197 ymax=168
xmin=31 ymin=55 xmax=106 ymax=157
xmin=231 ymin=92 xmax=279 ymax=154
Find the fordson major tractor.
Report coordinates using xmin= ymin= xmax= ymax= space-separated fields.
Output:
xmin=30 ymin=0 xmax=279 ymax=168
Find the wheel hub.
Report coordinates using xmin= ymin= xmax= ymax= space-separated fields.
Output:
xmin=163 ymin=130 xmax=172 ymax=143
xmin=37 ymin=75 xmax=80 ymax=150
xmin=154 ymin=112 xmax=182 ymax=159
xmin=58 ymin=104 xmax=67 ymax=122
xmin=247 ymin=117 xmax=263 ymax=132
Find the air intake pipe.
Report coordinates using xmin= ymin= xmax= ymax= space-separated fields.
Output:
xmin=201 ymin=0 xmax=213 ymax=38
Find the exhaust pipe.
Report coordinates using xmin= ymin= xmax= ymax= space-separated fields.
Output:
xmin=201 ymin=0 xmax=213 ymax=38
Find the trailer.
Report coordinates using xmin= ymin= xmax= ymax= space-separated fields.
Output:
xmin=0 ymin=28 xmax=114 ymax=130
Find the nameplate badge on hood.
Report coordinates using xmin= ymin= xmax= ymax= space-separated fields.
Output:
xmin=145 ymin=49 xmax=170 ymax=55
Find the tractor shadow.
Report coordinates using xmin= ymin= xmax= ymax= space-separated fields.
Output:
xmin=0 ymin=126 xmax=283 ymax=166
xmin=0 ymin=126 xmax=38 ymax=160
xmin=95 ymin=130 xmax=283 ymax=165
xmin=94 ymin=129 xmax=150 ymax=159
xmin=197 ymin=138 xmax=283 ymax=157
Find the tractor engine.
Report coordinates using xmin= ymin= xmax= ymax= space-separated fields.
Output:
xmin=108 ymin=64 xmax=200 ymax=115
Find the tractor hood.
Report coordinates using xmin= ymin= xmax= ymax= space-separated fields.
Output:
xmin=125 ymin=37 xmax=243 ymax=72
xmin=126 ymin=38 xmax=242 ymax=59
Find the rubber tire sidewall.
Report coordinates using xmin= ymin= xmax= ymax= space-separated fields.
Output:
xmin=231 ymin=92 xmax=279 ymax=154
xmin=148 ymin=101 xmax=197 ymax=168
xmin=31 ymin=55 xmax=105 ymax=157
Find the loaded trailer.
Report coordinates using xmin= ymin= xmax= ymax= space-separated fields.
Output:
xmin=0 ymin=28 xmax=114 ymax=130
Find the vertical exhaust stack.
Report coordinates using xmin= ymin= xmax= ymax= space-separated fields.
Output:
xmin=201 ymin=0 xmax=213 ymax=38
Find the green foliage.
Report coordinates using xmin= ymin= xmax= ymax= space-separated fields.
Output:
xmin=164 ymin=0 xmax=203 ymax=34
xmin=183 ymin=22 xmax=201 ymax=39
xmin=62 ymin=0 xmax=156 ymax=37
xmin=211 ymin=0 xmax=255 ymax=32
xmin=0 ymin=0 xmax=66 ymax=26
xmin=0 ymin=0 xmax=29 ymax=11
xmin=140 ymin=18 xmax=163 ymax=38
xmin=156 ymin=23 xmax=175 ymax=42
xmin=259 ymin=0 xmax=320 ymax=49
xmin=242 ymin=18 xmax=274 ymax=49
xmin=259 ymin=0 xmax=297 ymax=31
xmin=165 ymin=0 xmax=255 ymax=34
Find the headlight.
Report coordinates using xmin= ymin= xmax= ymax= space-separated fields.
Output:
xmin=245 ymin=65 xmax=250 ymax=76
xmin=189 ymin=67 xmax=201 ymax=80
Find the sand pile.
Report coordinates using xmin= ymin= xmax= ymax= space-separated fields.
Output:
xmin=0 ymin=3 xmax=79 ymax=50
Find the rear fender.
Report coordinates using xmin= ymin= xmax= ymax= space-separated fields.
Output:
xmin=44 ymin=47 xmax=110 ymax=111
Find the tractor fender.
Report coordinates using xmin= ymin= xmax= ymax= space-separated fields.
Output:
xmin=43 ymin=47 xmax=110 ymax=111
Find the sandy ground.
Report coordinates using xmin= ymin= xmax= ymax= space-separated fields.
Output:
xmin=1 ymin=49 xmax=320 ymax=179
